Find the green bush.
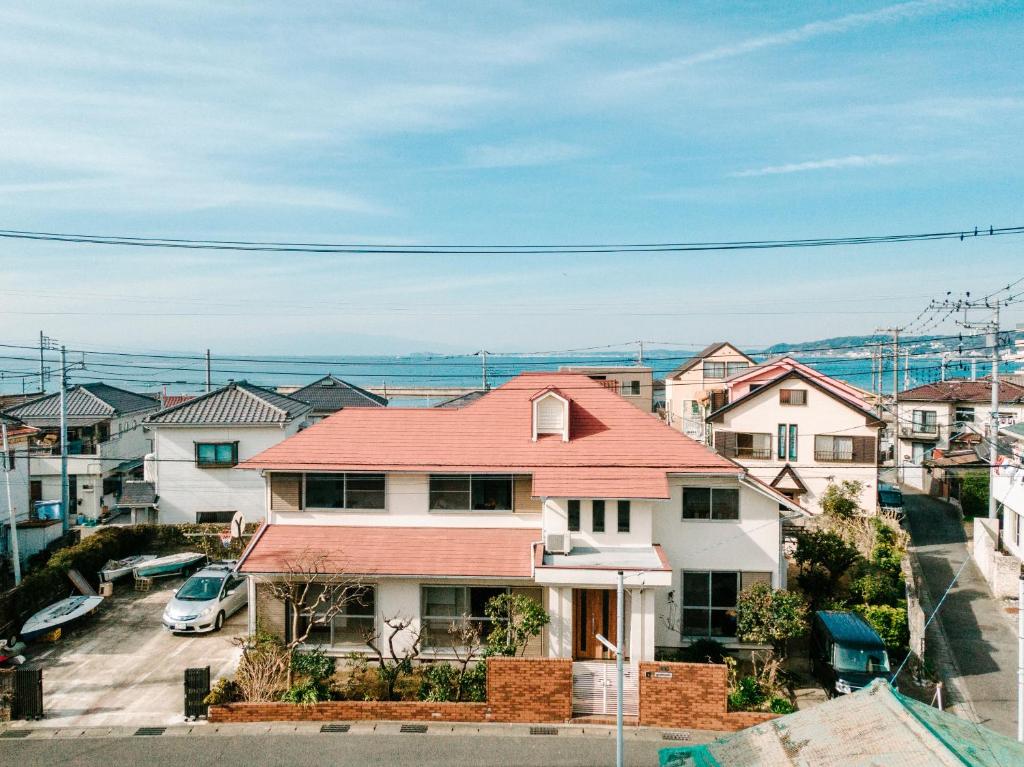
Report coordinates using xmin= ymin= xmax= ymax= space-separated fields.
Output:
xmin=769 ymin=696 xmax=796 ymax=715
xmin=203 ymin=678 xmax=243 ymax=705
xmin=291 ymin=649 xmax=335 ymax=683
xmin=281 ymin=679 xmax=330 ymax=705
xmin=850 ymin=569 xmax=904 ymax=607
xmin=960 ymin=472 xmax=989 ymax=518
xmin=735 ymin=583 xmax=808 ymax=656
xmin=679 ymin=639 xmax=729 ymax=664
xmin=728 ymin=676 xmax=766 ymax=711
xmin=419 ymin=662 xmax=459 ymax=702
xmin=819 ymin=481 xmax=865 ymax=519
xmin=855 ymin=604 xmax=909 ymax=653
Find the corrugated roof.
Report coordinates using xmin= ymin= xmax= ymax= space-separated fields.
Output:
xmin=660 ymin=679 xmax=1024 ymax=767
xmin=239 ymin=524 xmax=539 ymax=577
xmin=3 ymin=383 xmax=159 ymax=420
xmin=145 ymin=381 xmax=312 ymax=425
xmin=288 ymin=375 xmax=387 ymax=412
xmin=898 ymin=379 xmax=1024 ymax=404
xmin=239 ymin=372 xmax=740 ymax=499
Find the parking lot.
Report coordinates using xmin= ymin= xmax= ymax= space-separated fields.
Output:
xmin=22 ymin=575 xmax=245 ymax=728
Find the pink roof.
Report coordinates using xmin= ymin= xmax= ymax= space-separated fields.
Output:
xmin=238 ymin=524 xmax=539 ymax=577
xmin=240 ymin=372 xmax=738 ymax=498
xmin=725 ymin=357 xmax=869 ymax=408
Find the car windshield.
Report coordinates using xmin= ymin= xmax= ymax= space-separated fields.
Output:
xmin=176 ymin=576 xmax=224 ymax=601
xmin=834 ymin=645 xmax=890 ymax=674
xmin=879 ymin=491 xmax=902 ymax=506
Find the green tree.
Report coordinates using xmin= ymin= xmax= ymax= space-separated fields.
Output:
xmin=959 ymin=471 xmax=989 ymax=518
xmin=794 ymin=529 xmax=861 ymax=590
xmin=855 ymin=604 xmax=909 ymax=653
xmin=484 ymin=592 xmax=550 ymax=657
xmin=820 ymin=480 xmax=865 ymax=519
xmin=735 ymin=583 xmax=809 ymax=657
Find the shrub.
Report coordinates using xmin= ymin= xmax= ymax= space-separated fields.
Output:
xmin=291 ymin=649 xmax=335 ymax=683
xmin=203 ymin=678 xmax=242 ymax=705
xmin=281 ymin=679 xmax=330 ymax=705
xmin=794 ymin=530 xmax=861 ymax=589
xmin=850 ymin=569 xmax=904 ymax=607
xmin=795 ymin=566 xmax=832 ymax=609
xmin=856 ymin=604 xmax=909 ymax=653
xmin=483 ymin=593 xmax=550 ymax=657
xmin=820 ymin=481 xmax=865 ymax=519
xmin=959 ymin=471 xmax=989 ymax=518
xmin=728 ymin=676 xmax=766 ymax=711
xmin=679 ymin=639 xmax=728 ymax=664
xmin=419 ymin=662 xmax=459 ymax=702
xmin=769 ymin=696 xmax=796 ymax=715
xmin=735 ymin=583 xmax=809 ymax=656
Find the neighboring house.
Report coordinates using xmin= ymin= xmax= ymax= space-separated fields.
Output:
xmin=3 ymin=383 xmax=160 ymax=522
xmin=664 ymin=342 xmax=755 ymax=441
xmin=995 ymin=423 xmax=1024 ymax=562
xmin=558 ymin=366 xmax=654 ymax=412
xmin=707 ymin=366 xmax=882 ymax=515
xmin=236 ymin=372 xmax=803 ymax=676
xmin=143 ymin=381 xmax=312 ymax=524
xmin=895 ymin=379 xmax=1024 ymax=490
xmin=287 ymin=375 xmax=387 ymax=422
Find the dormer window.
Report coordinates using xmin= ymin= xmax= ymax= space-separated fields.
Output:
xmin=531 ymin=388 xmax=570 ymax=441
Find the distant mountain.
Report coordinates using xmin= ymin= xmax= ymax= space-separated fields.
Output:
xmin=760 ymin=333 xmax=999 ymax=356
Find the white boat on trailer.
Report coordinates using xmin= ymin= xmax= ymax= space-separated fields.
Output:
xmin=21 ymin=595 xmax=104 ymax=641
xmin=99 ymin=555 xmax=157 ymax=582
xmin=133 ymin=552 xmax=206 ymax=579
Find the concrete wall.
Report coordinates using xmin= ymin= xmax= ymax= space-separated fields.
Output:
xmin=153 ymin=422 xmax=302 ymax=524
xmin=654 ymin=476 xmax=783 ymax=651
xmin=712 ymin=379 xmax=878 ymax=514
xmin=995 ymin=471 xmax=1024 ymax=560
xmin=971 ymin=516 xmax=1021 ymax=599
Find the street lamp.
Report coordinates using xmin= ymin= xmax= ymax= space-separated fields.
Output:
xmin=595 ymin=570 xmax=625 ymax=767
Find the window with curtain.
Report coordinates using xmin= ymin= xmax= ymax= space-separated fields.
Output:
xmin=195 ymin=442 xmax=238 ymax=467
xmin=814 ymin=435 xmax=854 ymax=462
xmin=788 ymin=425 xmax=798 ymax=461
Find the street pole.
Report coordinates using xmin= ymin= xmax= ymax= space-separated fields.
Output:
xmin=205 ymin=348 xmax=212 ymax=393
xmin=989 ymin=303 xmax=1001 ymax=520
xmin=60 ymin=344 xmax=69 ymax=534
xmin=637 ymin=340 xmax=644 ymax=366
xmin=39 ymin=331 xmax=45 ymax=394
xmin=616 ymin=570 xmax=624 ymax=767
xmin=2 ymin=422 xmax=21 ymax=584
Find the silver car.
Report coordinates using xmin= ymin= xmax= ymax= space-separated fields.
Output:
xmin=162 ymin=563 xmax=247 ymax=634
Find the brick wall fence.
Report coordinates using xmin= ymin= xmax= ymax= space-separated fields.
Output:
xmin=210 ymin=657 xmax=775 ymax=732
xmin=209 ymin=657 xmax=572 ymax=725
xmin=638 ymin=662 xmax=777 ymax=732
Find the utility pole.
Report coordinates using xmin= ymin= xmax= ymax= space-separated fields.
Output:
xmin=903 ymin=350 xmax=910 ymax=390
xmin=989 ymin=302 xmax=1001 ymax=520
xmin=2 ymin=421 xmax=21 ymax=584
xmin=474 ymin=350 xmax=490 ymax=391
xmin=39 ymin=331 xmax=46 ymax=394
xmin=205 ymin=349 xmax=212 ymax=393
xmin=637 ymin=340 xmax=644 ymax=366
xmin=60 ymin=344 xmax=69 ymax=534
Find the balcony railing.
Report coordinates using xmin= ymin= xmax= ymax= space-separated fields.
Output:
xmin=735 ymin=447 xmax=772 ymax=460
xmin=814 ymin=450 xmax=854 ymax=462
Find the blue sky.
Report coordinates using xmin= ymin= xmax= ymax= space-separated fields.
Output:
xmin=1 ymin=0 xmax=1022 ymax=354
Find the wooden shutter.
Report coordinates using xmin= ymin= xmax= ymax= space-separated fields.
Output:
xmin=851 ymin=436 xmax=876 ymax=465
xmin=270 ymin=473 xmax=303 ymax=512
xmin=714 ymin=430 xmax=737 ymax=456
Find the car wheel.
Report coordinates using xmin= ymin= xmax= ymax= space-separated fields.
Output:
xmin=215 ymin=611 xmax=225 ymax=631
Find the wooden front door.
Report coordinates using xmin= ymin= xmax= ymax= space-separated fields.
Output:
xmin=573 ymin=589 xmax=617 ymax=660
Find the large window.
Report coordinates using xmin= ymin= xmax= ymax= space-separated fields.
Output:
xmin=726 ymin=361 xmax=748 ymax=376
xmin=912 ymin=410 xmax=937 ymax=434
xmin=681 ymin=571 xmax=771 ymax=637
xmin=735 ymin=432 xmax=771 ymax=459
xmin=682 ymin=487 xmax=740 ymax=520
xmin=592 ymin=500 xmax=606 ymax=532
xmin=955 ymin=406 xmax=975 ymax=423
xmin=814 ymin=435 xmax=854 ymax=462
xmin=779 ymin=389 xmax=807 ymax=406
xmin=568 ymin=499 xmax=581 ymax=532
xmin=617 ymin=500 xmax=631 ymax=533
xmin=420 ymin=585 xmax=505 ymax=647
xmin=195 ymin=442 xmax=238 ymax=467
xmin=703 ymin=361 xmax=726 ymax=379
xmin=305 ymin=473 xmax=386 ymax=509
xmin=428 ymin=475 xmax=513 ymax=511
xmin=298 ymin=586 xmax=376 ymax=647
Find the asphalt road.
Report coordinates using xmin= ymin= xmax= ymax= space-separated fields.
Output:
xmin=903 ymin=489 xmax=1019 ymax=737
xmin=0 ymin=733 xmax=666 ymax=767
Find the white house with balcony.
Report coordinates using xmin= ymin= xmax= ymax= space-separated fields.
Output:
xmin=895 ymin=379 xmax=1024 ymax=490
xmin=3 ymin=383 xmax=160 ymax=522
xmin=143 ymin=381 xmax=313 ymax=524
xmin=664 ymin=342 xmax=755 ymax=441
xmin=706 ymin=363 xmax=882 ymax=515
xmin=236 ymin=370 xmax=804 ymax=715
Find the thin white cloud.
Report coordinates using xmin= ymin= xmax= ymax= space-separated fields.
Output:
xmin=465 ymin=140 xmax=589 ymax=169
xmin=730 ymin=154 xmax=906 ymax=177
xmin=616 ymin=0 xmax=975 ymax=83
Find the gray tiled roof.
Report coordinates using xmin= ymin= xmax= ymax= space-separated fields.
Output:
xmin=119 ymin=480 xmax=156 ymax=507
xmin=3 ymin=383 xmax=159 ymax=421
xmin=288 ymin=375 xmax=387 ymax=413
xmin=144 ymin=381 xmax=311 ymax=425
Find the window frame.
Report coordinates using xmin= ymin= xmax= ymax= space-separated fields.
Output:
xmin=680 ymin=570 xmax=739 ymax=638
xmin=788 ymin=424 xmax=798 ymax=461
xmin=779 ymin=389 xmax=807 ymax=406
xmin=725 ymin=361 xmax=749 ymax=376
xmin=427 ymin=474 xmax=514 ymax=512
xmin=954 ymin=406 xmax=975 ymax=423
xmin=304 ymin=473 xmax=387 ymax=511
xmin=568 ymin=499 xmax=581 ymax=532
xmin=777 ymin=424 xmax=786 ymax=460
xmin=420 ymin=585 xmax=519 ymax=648
xmin=194 ymin=441 xmax=239 ymax=468
xmin=195 ymin=510 xmax=236 ymax=523
xmin=735 ymin=431 xmax=771 ymax=459
xmin=814 ymin=435 xmax=854 ymax=462
xmin=617 ymin=500 xmax=631 ymax=533
xmin=703 ymin=361 xmax=726 ymax=379
xmin=682 ymin=487 xmax=740 ymax=521
xmin=592 ymin=499 xmax=606 ymax=532
xmin=297 ymin=585 xmax=377 ymax=649
xmin=912 ymin=409 xmax=938 ymax=433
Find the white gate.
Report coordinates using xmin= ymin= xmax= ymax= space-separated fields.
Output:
xmin=572 ymin=661 xmax=639 ymax=717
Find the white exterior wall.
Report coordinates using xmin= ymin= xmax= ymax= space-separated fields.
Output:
xmin=269 ymin=472 xmax=542 ymax=529
xmin=1 ymin=434 xmax=32 ymax=525
xmin=154 ymin=422 xmax=304 ymax=524
xmin=996 ymin=471 xmax=1024 ymax=561
xmin=653 ymin=476 xmax=782 ymax=650
xmin=896 ymin=400 xmax=1024 ymax=470
xmin=665 ymin=345 xmax=751 ymax=440
xmin=541 ymin=497 xmax=653 ymax=547
xmin=714 ymin=381 xmax=878 ymax=514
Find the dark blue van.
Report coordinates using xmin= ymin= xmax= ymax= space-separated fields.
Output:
xmin=810 ymin=610 xmax=891 ymax=696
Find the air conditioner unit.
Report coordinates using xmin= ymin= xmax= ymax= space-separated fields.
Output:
xmin=899 ymin=426 xmax=912 ymax=437
xmin=545 ymin=533 xmax=571 ymax=555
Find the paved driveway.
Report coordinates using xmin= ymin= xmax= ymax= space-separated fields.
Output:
xmin=22 ymin=575 xmax=244 ymax=728
xmin=903 ymin=489 xmax=1019 ymax=737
